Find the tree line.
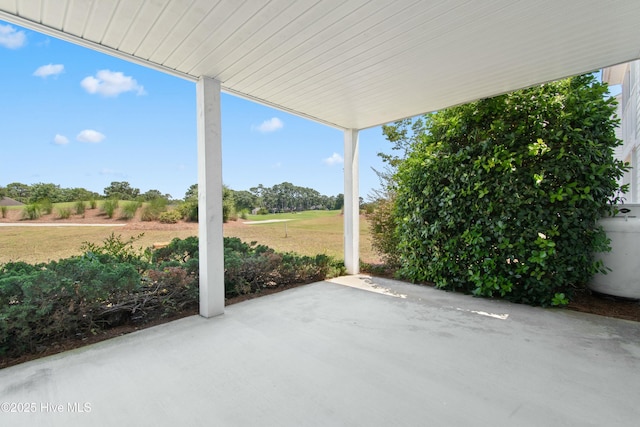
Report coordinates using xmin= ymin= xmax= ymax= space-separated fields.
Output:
xmin=186 ymin=182 xmax=345 ymax=214
xmin=0 ymin=181 xmax=345 ymax=213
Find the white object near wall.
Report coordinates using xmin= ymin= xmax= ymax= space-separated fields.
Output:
xmin=589 ymin=204 xmax=640 ymax=299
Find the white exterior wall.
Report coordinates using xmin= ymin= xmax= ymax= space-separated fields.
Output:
xmin=605 ymin=60 xmax=640 ymax=203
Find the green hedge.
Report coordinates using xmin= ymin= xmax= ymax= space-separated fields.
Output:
xmin=393 ymin=74 xmax=627 ymax=306
xmin=1 ymin=235 xmax=344 ymax=358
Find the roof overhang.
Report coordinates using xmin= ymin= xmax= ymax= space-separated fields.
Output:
xmin=2 ymin=0 xmax=640 ymax=130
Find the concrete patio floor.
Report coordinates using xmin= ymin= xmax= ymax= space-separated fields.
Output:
xmin=1 ymin=275 xmax=639 ymax=426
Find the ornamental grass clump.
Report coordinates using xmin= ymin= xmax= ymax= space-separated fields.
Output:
xmin=22 ymin=203 xmax=41 ymax=220
xmin=74 ymin=200 xmax=86 ymax=215
xmin=101 ymin=199 xmax=119 ymax=219
xmin=120 ymin=201 xmax=142 ymax=220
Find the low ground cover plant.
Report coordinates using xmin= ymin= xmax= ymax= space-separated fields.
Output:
xmin=0 ymin=234 xmax=344 ymax=359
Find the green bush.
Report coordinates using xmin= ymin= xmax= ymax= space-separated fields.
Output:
xmin=102 ymin=199 xmax=119 ymax=218
xmin=38 ymin=199 xmax=53 ymax=215
xmin=22 ymin=203 xmax=41 ymax=220
xmin=367 ymin=198 xmax=401 ymax=268
xmin=154 ymin=236 xmax=340 ymax=298
xmin=0 ymin=258 xmax=141 ymax=357
xmin=152 ymin=236 xmax=199 ymax=271
xmin=80 ymin=233 xmax=149 ymax=269
xmin=1 ymin=206 xmax=7 ymax=218
xmin=393 ymin=74 xmax=627 ymax=306
xmin=74 ymin=200 xmax=86 ymax=215
xmin=178 ymin=200 xmax=198 ymax=222
xmin=0 ymin=234 xmax=343 ymax=359
xmin=158 ymin=210 xmax=182 ymax=224
xmin=120 ymin=201 xmax=142 ymax=220
xmin=89 ymin=198 xmax=98 ymax=209
xmin=140 ymin=198 xmax=168 ymax=221
xmin=56 ymin=207 xmax=72 ymax=219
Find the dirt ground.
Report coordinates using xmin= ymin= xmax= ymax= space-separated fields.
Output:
xmin=1 ymin=205 xmax=638 ymax=368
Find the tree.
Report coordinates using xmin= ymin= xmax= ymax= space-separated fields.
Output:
xmin=103 ymin=181 xmax=140 ymax=200
xmin=4 ymin=182 xmax=31 ymax=203
xmin=184 ymin=184 xmax=198 ymax=201
xmin=181 ymin=183 xmax=237 ymax=222
xmin=333 ymin=193 xmax=344 ymax=211
xmin=222 ymin=185 xmax=236 ymax=222
xmin=232 ymin=190 xmax=256 ymax=212
xmin=141 ymin=189 xmax=165 ymax=201
xmin=60 ymin=187 xmax=100 ymax=202
xmin=29 ymin=183 xmax=63 ymax=203
xmin=391 ymin=74 xmax=627 ymax=306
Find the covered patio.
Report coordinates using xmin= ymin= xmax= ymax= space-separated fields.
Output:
xmin=1 ymin=275 xmax=639 ymax=426
xmin=1 ymin=1 xmax=640 ymax=425
xmin=2 ymin=0 xmax=640 ymax=318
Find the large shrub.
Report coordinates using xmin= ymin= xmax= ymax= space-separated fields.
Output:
xmin=156 ymin=236 xmax=340 ymax=297
xmin=393 ymin=74 xmax=627 ymax=306
xmin=1 ymin=234 xmax=344 ymax=359
xmin=367 ymin=197 xmax=402 ymax=268
xmin=140 ymin=197 xmax=168 ymax=221
xmin=0 ymin=258 xmax=141 ymax=357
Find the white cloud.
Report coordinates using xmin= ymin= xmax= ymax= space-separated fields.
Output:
xmin=0 ymin=24 xmax=26 ymax=49
xmin=81 ymin=70 xmax=145 ymax=97
xmin=53 ymin=134 xmax=69 ymax=145
xmin=255 ymin=117 xmax=283 ymax=133
xmin=323 ymin=152 xmax=344 ymax=166
xmin=77 ymin=129 xmax=106 ymax=143
xmin=34 ymin=64 xmax=64 ymax=78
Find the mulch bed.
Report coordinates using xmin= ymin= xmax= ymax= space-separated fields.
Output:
xmin=567 ymin=288 xmax=640 ymax=322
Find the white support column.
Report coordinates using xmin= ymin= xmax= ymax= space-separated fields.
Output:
xmin=196 ymin=76 xmax=225 ymax=318
xmin=344 ymin=129 xmax=360 ymax=274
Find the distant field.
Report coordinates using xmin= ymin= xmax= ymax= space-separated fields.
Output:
xmin=226 ymin=211 xmax=378 ymax=263
xmin=0 ymin=209 xmax=380 ymax=265
xmin=0 ymin=226 xmax=199 ymax=265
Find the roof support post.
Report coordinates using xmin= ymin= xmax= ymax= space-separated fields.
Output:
xmin=344 ymin=129 xmax=360 ymax=274
xmin=197 ymin=76 xmax=225 ymax=318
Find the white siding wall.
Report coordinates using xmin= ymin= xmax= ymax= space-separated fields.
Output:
xmin=633 ymin=61 xmax=640 ymax=203
xmin=608 ymin=60 xmax=640 ymax=202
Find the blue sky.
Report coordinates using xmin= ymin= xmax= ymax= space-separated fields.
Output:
xmin=0 ymin=20 xmax=390 ymax=200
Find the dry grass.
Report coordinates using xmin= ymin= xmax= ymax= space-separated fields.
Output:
xmin=0 ymin=227 xmax=198 ymax=264
xmin=0 ymin=211 xmax=380 ymax=265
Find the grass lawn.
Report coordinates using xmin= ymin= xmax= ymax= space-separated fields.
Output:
xmin=0 ymin=227 xmax=199 ymax=265
xmin=225 ymin=211 xmax=379 ymax=263
xmin=0 ymin=209 xmax=380 ymax=265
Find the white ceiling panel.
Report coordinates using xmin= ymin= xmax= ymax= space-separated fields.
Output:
xmin=118 ymin=0 xmax=168 ymax=53
xmin=1 ymin=0 xmax=640 ymax=129
xmin=62 ymin=0 xmax=92 ymax=37
xmin=41 ymin=0 xmax=67 ymax=29
xmin=15 ymin=0 xmax=39 ymax=22
xmin=134 ymin=0 xmax=193 ymax=61
xmin=82 ymin=0 xmax=118 ymax=43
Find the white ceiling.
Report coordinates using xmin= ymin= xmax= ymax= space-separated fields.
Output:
xmin=1 ymin=0 xmax=640 ymax=130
